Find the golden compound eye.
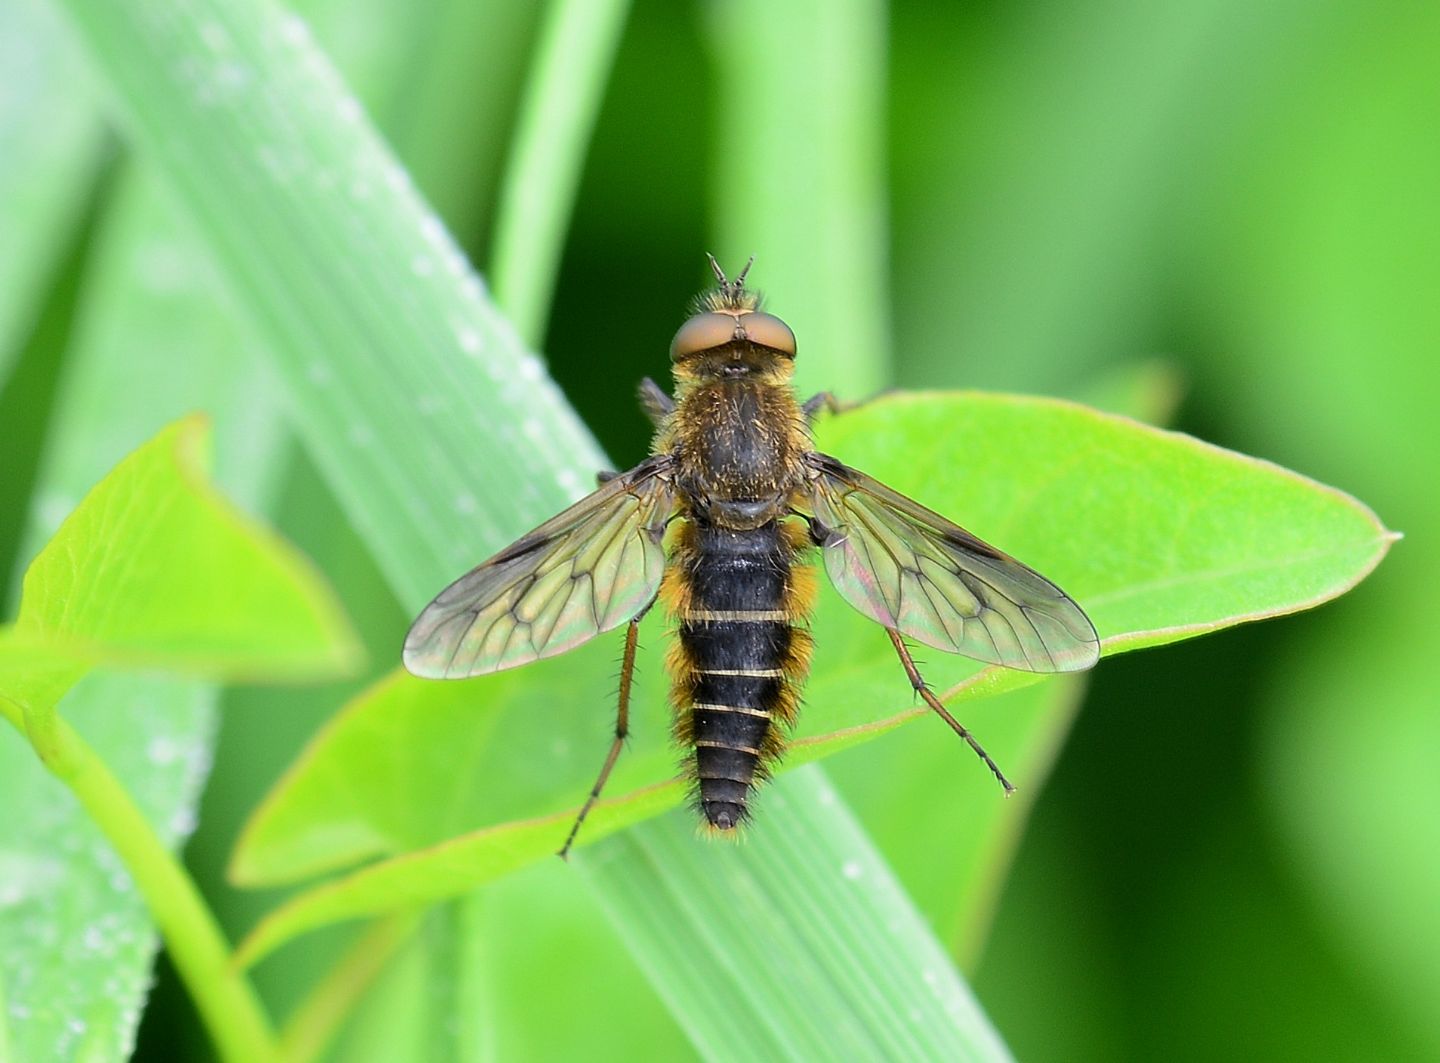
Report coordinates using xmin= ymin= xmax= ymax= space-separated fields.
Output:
xmin=740 ymin=312 xmax=796 ymax=357
xmin=670 ymin=313 xmax=739 ymax=360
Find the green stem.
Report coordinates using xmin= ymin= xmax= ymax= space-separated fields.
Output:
xmin=707 ymin=0 xmax=891 ymax=398
xmin=25 ymin=710 xmax=278 ymax=1062
xmin=488 ymin=0 xmax=631 ymax=345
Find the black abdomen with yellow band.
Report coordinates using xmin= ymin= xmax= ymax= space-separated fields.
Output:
xmin=664 ymin=519 xmax=814 ymax=830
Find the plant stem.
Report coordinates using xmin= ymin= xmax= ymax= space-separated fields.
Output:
xmin=488 ymin=0 xmax=632 ymax=345
xmin=707 ymin=0 xmax=891 ymax=398
xmin=30 ymin=712 xmax=278 ymax=1062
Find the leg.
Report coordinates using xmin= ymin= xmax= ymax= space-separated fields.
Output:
xmin=802 ymin=391 xmax=840 ymax=425
xmin=638 ymin=377 xmax=675 ymax=428
xmin=886 ymin=628 xmax=1015 ymax=794
xmin=559 ymin=613 xmax=644 ymax=858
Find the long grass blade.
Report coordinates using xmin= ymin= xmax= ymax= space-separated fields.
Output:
xmin=582 ymin=769 xmax=1013 ymax=1061
xmin=489 ymin=0 xmax=631 ymax=345
xmin=50 ymin=0 xmax=606 ymax=610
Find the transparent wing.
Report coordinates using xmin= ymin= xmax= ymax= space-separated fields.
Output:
xmin=404 ymin=456 xmax=675 ymax=678
xmin=802 ymin=453 xmax=1099 ymax=673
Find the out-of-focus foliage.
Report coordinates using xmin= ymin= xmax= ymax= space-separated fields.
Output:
xmin=1 ymin=0 xmax=1430 ymax=1059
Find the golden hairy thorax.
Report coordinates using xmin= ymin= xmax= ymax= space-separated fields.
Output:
xmin=659 ymin=375 xmax=810 ymax=528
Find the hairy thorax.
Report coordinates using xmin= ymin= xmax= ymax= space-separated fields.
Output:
xmin=665 ymin=380 xmax=809 ymax=529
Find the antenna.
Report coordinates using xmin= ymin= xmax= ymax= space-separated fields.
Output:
xmin=704 ymin=253 xmax=756 ymax=293
xmin=706 ymin=252 xmax=727 ymax=286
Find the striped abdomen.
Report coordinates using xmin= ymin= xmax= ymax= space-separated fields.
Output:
xmin=665 ymin=519 xmax=814 ymax=830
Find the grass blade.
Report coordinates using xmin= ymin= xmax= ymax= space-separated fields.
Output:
xmin=0 ymin=0 xmax=103 ymax=380
xmin=707 ymin=0 xmax=891 ymax=397
xmin=489 ymin=0 xmax=631 ymax=344
xmin=581 ymin=769 xmax=1013 ymax=1061
xmin=49 ymin=0 xmax=606 ymax=610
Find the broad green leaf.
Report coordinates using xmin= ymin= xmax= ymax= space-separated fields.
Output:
xmin=829 ymin=363 xmax=1177 ymax=968
xmin=1 ymin=416 xmax=359 ymax=711
xmin=232 ymin=390 xmax=1390 ymax=963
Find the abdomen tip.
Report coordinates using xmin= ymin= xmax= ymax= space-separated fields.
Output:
xmin=704 ymin=803 xmax=743 ymax=830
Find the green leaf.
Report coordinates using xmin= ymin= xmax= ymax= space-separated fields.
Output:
xmin=1 ymin=415 xmax=359 ymax=716
xmin=230 ymin=390 xmax=1390 ymax=963
xmin=829 ymin=363 xmax=1178 ymax=969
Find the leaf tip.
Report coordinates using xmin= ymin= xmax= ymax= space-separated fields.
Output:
xmin=169 ymin=411 xmax=215 ymax=474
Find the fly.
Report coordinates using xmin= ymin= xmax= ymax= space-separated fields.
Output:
xmin=403 ymin=256 xmax=1100 ymax=856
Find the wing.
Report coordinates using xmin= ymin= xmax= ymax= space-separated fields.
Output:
xmin=403 ymin=456 xmax=676 ymax=678
xmin=802 ymin=453 xmax=1099 ymax=673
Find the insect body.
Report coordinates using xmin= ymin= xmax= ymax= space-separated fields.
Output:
xmin=403 ymin=257 xmax=1099 ymax=855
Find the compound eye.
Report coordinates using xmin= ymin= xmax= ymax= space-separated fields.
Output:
xmin=670 ymin=313 xmax=738 ymax=360
xmin=741 ymin=312 xmax=796 ymax=357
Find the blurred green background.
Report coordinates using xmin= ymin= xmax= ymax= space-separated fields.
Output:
xmin=2 ymin=0 xmax=1434 ymax=1059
